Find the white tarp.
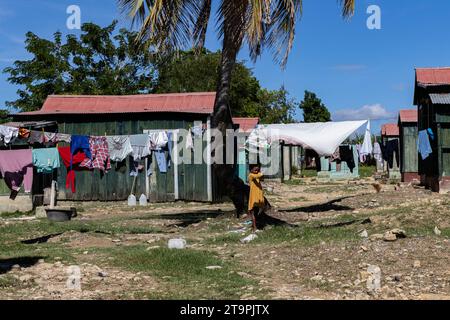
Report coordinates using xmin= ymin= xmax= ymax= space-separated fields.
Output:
xmin=247 ymin=120 xmax=368 ymax=156
xmin=359 ymin=120 xmax=373 ymax=161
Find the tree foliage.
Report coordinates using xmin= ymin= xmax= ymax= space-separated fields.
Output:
xmin=300 ymin=90 xmax=331 ymax=123
xmin=3 ymin=21 xmax=156 ymax=112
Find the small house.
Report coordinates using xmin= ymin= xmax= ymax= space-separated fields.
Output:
xmin=414 ymin=67 xmax=450 ymax=192
xmin=232 ymin=117 xmax=259 ymax=183
xmin=11 ymin=93 xmax=218 ymax=202
xmin=398 ymin=109 xmax=419 ymax=183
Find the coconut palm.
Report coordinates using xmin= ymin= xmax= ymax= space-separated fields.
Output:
xmin=118 ymin=0 xmax=355 ymax=213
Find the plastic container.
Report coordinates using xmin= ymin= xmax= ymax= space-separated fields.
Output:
xmin=139 ymin=194 xmax=148 ymax=206
xmin=168 ymin=238 xmax=186 ymax=249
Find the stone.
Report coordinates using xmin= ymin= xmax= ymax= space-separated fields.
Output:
xmin=383 ymin=231 xmax=398 ymax=242
xmin=240 ymin=234 xmax=258 ymax=243
xmin=19 ymin=275 xmax=32 ymax=282
xmin=11 ymin=264 xmax=21 ymax=271
xmin=98 ymin=271 xmax=108 ymax=278
xmin=35 ymin=206 xmax=47 ymax=219
xmin=359 ymin=230 xmax=368 ymax=238
xmin=360 ymin=246 xmax=368 ymax=252
xmin=413 ymin=260 xmax=421 ymax=268
xmin=205 ymin=266 xmax=223 ymax=270
xmin=370 ymin=233 xmax=384 ymax=241
xmin=434 ymin=226 xmax=442 ymax=236
xmin=333 ymin=258 xmax=340 ymax=262
xmin=366 ymin=265 xmax=382 ymax=292
xmin=390 ymin=228 xmax=406 ymax=238
xmin=168 ymin=238 xmax=186 ymax=249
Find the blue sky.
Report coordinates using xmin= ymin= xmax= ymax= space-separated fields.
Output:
xmin=1 ymin=0 xmax=450 ymax=132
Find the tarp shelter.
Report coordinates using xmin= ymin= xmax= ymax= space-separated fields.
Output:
xmin=247 ymin=120 xmax=368 ymax=156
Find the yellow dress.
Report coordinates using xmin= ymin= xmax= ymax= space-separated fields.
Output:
xmin=248 ymin=172 xmax=264 ymax=211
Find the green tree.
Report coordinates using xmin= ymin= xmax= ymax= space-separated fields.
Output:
xmin=3 ymin=21 xmax=156 ymax=112
xmin=300 ymin=90 xmax=331 ymax=123
xmin=156 ymin=49 xmax=261 ymax=117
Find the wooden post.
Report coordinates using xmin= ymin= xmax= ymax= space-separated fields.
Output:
xmin=49 ymin=181 xmax=56 ymax=209
xmin=206 ymin=117 xmax=212 ymax=202
xmin=173 ymin=130 xmax=179 ymax=200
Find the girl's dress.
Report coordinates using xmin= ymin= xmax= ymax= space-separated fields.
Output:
xmin=248 ymin=172 xmax=264 ymax=211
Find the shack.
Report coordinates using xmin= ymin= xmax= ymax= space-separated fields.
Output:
xmin=414 ymin=67 xmax=450 ymax=192
xmin=398 ymin=109 xmax=419 ymax=183
xmin=232 ymin=117 xmax=259 ymax=183
xmin=381 ymin=123 xmax=401 ymax=181
xmin=11 ymin=93 xmax=217 ymax=202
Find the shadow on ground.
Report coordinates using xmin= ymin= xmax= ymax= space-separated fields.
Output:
xmin=0 ymin=256 xmax=44 ymax=274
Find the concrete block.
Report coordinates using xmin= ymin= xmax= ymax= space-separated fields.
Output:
xmin=0 ymin=195 xmax=33 ymax=214
xmin=35 ymin=206 xmax=47 ymax=219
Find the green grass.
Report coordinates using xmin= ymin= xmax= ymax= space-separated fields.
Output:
xmin=359 ymin=165 xmax=376 ymax=178
xmin=301 ymin=169 xmax=317 ymax=178
xmin=104 ymin=245 xmax=259 ymax=299
xmin=0 ymin=210 xmax=34 ymax=219
xmin=283 ymin=179 xmax=306 ymax=186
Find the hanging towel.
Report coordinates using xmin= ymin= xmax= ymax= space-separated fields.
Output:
xmin=32 ymin=148 xmax=60 ymax=174
xmin=427 ymin=128 xmax=435 ymax=141
xmin=55 ymin=133 xmax=72 ymax=143
xmin=58 ymin=146 xmax=87 ymax=193
xmin=79 ymin=136 xmax=111 ymax=172
xmin=0 ymin=149 xmax=33 ymax=193
xmin=360 ymin=121 xmax=373 ymax=163
xmin=70 ymin=135 xmax=91 ymax=168
xmin=130 ymin=134 xmax=151 ymax=161
xmin=373 ymin=142 xmax=383 ymax=162
xmin=107 ymin=136 xmax=133 ymax=162
xmin=0 ymin=125 xmax=19 ymax=145
xmin=418 ymin=130 xmax=432 ymax=160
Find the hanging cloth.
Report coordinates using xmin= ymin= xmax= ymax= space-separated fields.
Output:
xmin=339 ymin=146 xmax=355 ymax=173
xmin=130 ymin=134 xmax=151 ymax=161
xmin=32 ymin=148 xmax=60 ymax=174
xmin=186 ymin=129 xmax=194 ymax=150
xmin=70 ymin=135 xmax=91 ymax=168
xmin=79 ymin=136 xmax=111 ymax=172
xmin=0 ymin=125 xmax=19 ymax=145
xmin=149 ymin=131 xmax=168 ymax=150
xmin=418 ymin=130 xmax=432 ymax=160
xmin=58 ymin=146 xmax=87 ymax=193
xmin=107 ymin=136 xmax=133 ymax=162
xmin=359 ymin=121 xmax=373 ymax=163
xmin=0 ymin=149 xmax=33 ymax=194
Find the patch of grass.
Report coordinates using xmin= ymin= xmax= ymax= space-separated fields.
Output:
xmin=0 ymin=274 xmax=22 ymax=288
xmin=0 ymin=210 xmax=34 ymax=219
xmin=289 ymin=197 xmax=308 ymax=202
xmin=283 ymin=179 xmax=305 ymax=186
xmin=104 ymin=245 xmax=259 ymax=299
xmin=359 ymin=165 xmax=376 ymax=178
xmin=301 ymin=169 xmax=317 ymax=178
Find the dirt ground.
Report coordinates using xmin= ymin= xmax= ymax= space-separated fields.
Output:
xmin=0 ymin=177 xmax=449 ymax=300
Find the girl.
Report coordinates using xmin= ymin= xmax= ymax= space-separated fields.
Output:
xmin=248 ymin=164 xmax=265 ymax=232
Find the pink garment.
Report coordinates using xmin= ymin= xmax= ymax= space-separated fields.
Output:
xmin=0 ymin=149 xmax=33 ymax=192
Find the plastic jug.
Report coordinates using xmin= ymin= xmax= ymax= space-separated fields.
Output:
xmin=139 ymin=194 xmax=147 ymax=206
xmin=127 ymin=194 xmax=136 ymax=206
xmin=168 ymin=238 xmax=186 ymax=249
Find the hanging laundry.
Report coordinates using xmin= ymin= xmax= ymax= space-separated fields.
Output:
xmin=167 ymin=132 xmax=173 ymax=168
xmin=339 ymin=145 xmax=355 ymax=173
xmin=129 ymin=156 xmax=152 ymax=177
xmin=0 ymin=125 xmax=19 ymax=145
xmin=32 ymin=148 xmax=60 ymax=174
xmin=58 ymin=146 xmax=87 ymax=193
xmin=418 ymin=130 xmax=432 ymax=160
xmin=330 ymin=147 xmax=340 ymax=162
xmin=154 ymin=150 xmax=167 ymax=173
xmin=149 ymin=131 xmax=168 ymax=150
xmin=191 ymin=125 xmax=203 ymax=137
xmin=373 ymin=142 xmax=383 ymax=162
xmin=185 ymin=129 xmax=194 ymax=150
xmin=0 ymin=149 xmax=33 ymax=195
xmin=28 ymin=131 xmax=45 ymax=144
xmin=107 ymin=136 xmax=133 ymax=162
xmin=384 ymin=139 xmax=400 ymax=169
xmin=70 ymin=135 xmax=91 ymax=167
xmin=427 ymin=128 xmax=435 ymax=141
xmin=79 ymin=136 xmax=111 ymax=172
xmin=55 ymin=133 xmax=72 ymax=143
xmin=360 ymin=121 xmax=373 ymax=163
xmin=43 ymin=132 xmax=58 ymax=144
xmin=130 ymin=134 xmax=151 ymax=161
xmin=19 ymin=128 xmax=30 ymax=139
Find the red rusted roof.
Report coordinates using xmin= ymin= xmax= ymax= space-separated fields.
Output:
xmin=15 ymin=92 xmax=216 ymax=116
xmin=232 ymin=117 xmax=259 ymax=132
xmin=381 ymin=123 xmax=399 ymax=136
xmin=416 ymin=67 xmax=450 ymax=86
xmin=399 ymin=109 xmax=418 ymax=123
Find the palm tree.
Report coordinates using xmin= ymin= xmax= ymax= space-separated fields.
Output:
xmin=118 ymin=0 xmax=355 ymax=212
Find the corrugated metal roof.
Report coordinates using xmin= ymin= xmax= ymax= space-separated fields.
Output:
xmin=429 ymin=93 xmax=450 ymax=104
xmin=399 ymin=109 xmax=418 ymax=123
xmin=416 ymin=68 xmax=450 ymax=86
xmin=2 ymin=121 xmax=57 ymax=128
xmin=15 ymin=92 xmax=216 ymax=117
xmin=232 ymin=117 xmax=259 ymax=132
xmin=381 ymin=123 xmax=399 ymax=136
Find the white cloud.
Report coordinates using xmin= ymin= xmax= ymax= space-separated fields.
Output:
xmin=333 ymin=104 xmax=395 ymax=121
xmin=331 ymin=64 xmax=366 ymax=71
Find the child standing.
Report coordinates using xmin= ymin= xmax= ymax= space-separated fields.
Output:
xmin=248 ymin=164 xmax=265 ymax=232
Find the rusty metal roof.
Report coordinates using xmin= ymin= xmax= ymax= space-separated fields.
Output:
xmin=15 ymin=92 xmax=216 ymax=117
xmin=429 ymin=93 xmax=450 ymax=104
xmin=381 ymin=123 xmax=399 ymax=136
xmin=399 ymin=109 xmax=418 ymax=123
xmin=416 ymin=67 xmax=450 ymax=87
xmin=232 ymin=117 xmax=259 ymax=132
